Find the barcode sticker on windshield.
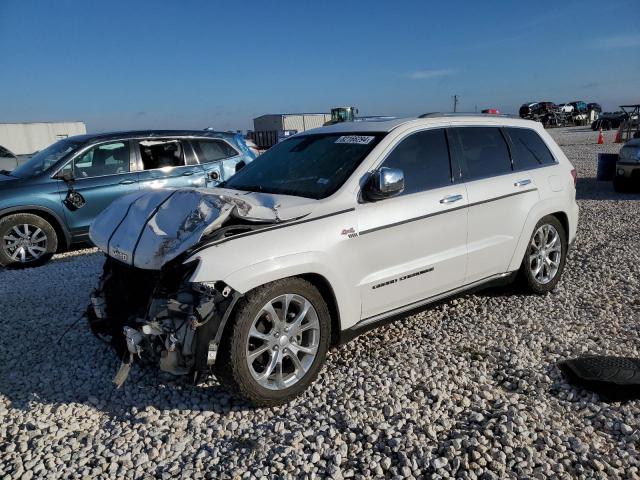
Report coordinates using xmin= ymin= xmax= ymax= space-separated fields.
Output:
xmin=335 ymin=135 xmax=375 ymax=145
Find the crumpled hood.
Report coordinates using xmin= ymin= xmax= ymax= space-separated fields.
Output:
xmin=90 ymin=187 xmax=314 ymax=270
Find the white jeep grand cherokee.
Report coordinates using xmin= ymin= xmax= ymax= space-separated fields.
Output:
xmin=88 ymin=115 xmax=579 ymax=405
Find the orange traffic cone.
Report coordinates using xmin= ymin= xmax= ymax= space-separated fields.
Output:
xmin=597 ymin=128 xmax=604 ymax=144
xmin=614 ymin=125 xmax=623 ymax=143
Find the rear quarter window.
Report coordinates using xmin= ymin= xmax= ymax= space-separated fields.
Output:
xmin=192 ymin=139 xmax=238 ymax=163
xmin=506 ymin=128 xmax=556 ymax=170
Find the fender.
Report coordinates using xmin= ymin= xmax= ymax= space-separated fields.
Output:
xmin=0 ymin=204 xmax=71 ymax=248
xmin=192 ymin=250 xmax=360 ymax=331
xmin=507 ymin=196 xmax=573 ymax=272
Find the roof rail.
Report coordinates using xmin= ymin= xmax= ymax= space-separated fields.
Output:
xmin=418 ymin=112 xmax=521 ymax=119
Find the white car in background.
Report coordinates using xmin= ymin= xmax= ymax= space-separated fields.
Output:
xmin=88 ymin=115 xmax=579 ymax=405
xmin=558 ymin=104 xmax=574 ymax=114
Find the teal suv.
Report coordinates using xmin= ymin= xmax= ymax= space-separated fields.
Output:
xmin=0 ymin=130 xmax=255 ymax=267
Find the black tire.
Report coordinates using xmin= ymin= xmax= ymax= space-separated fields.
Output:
xmin=517 ymin=215 xmax=567 ymax=294
xmin=214 ymin=278 xmax=331 ymax=406
xmin=0 ymin=213 xmax=58 ymax=268
xmin=613 ymin=176 xmax=628 ymax=193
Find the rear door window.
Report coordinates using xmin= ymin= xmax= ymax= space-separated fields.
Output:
xmin=138 ymin=140 xmax=186 ymax=170
xmin=453 ymin=127 xmax=512 ymax=181
xmin=506 ymin=128 xmax=556 ymax=169
xmin=381 ymin=128 xmax=452 ymax=195
xmin=192 ymin=139 xmax=238 ymax=163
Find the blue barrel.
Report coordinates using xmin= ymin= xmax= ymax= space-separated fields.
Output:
xmin=597 ymin=153 xmax=618 ymax=181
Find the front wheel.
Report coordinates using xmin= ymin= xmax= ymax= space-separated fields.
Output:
xmin=215 ymin=278 xmax=331 ymax=406
xmin=0 ymin=213 xmax=58 ymax=268
xmin=518 ymin=215 xmax=567 ymax=294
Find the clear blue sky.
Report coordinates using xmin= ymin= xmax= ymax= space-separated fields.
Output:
xmin=1 ymin=0 xmax=638 ymax=132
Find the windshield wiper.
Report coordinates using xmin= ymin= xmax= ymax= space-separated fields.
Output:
xmin=0 ymin=170 xmax=14 ymax=177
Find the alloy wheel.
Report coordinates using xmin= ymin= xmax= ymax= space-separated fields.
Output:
xmin=2 ymin=224 xmax=48 ymax=263
xmin=246 ymin=293 xmax=320 ymax=390
xmin=528 ymin=224 xmax=562 ymax=284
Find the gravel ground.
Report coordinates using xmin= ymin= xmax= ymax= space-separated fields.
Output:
xmin=1 ymin=126 xmax=639 ymax=479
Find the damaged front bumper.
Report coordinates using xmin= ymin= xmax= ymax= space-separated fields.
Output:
xmin=88 ymin=257 xmax=240 ymax=387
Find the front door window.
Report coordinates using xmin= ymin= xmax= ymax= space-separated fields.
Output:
xmin=72 ymin=142 xmax=130 ymax=178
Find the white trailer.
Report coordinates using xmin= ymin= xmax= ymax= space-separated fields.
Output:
xmin=0 ymin=121 xmax=87 ymax=155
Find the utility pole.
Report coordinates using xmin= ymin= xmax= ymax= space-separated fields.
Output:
xmin=452 ymin=94 xmax=459 ymax=113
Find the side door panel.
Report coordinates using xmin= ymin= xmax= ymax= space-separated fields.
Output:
xmin=354 ymin=127 xmax=469 ymax=321
xmin=356 ymin=186 xmax=468 ymax=320
xmin=58 ymin=140 xmax=139 ymax=237
xmin=464 ymin=177 xmax=539 ymax=281
xmin=449 ymin=127 xmax=540 ymax=283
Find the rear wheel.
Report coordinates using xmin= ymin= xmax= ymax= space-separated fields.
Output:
xmin=215 ymin=278 xmax=331 ymax=406
xmin=518 ymin=216 xmax=567 ymax=294
xmin=0 ymin=213 xmax=58 ymax=268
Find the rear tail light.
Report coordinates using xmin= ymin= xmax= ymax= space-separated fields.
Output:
xmin=570 ymin=168 xmax=577 ymax=186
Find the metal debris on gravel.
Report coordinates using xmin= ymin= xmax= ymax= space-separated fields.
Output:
xmin=0 ymin=127 xmax=639 ymax=479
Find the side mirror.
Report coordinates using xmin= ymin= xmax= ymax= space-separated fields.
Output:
xmin=53 ymin=168 xmax=74 ymax=183
xmin=235 ymin=160 xmax=246 ymax=173
xmin=62 ymin=172 xmax=75 ymax=184
xmin=363 ymin=167 xmax=404 ymax=201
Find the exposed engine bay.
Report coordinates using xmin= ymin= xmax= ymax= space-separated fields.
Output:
xmin=88 ymin=256 xmax=239 ymax=386
xmin=86 ymin=187 xmax=315 ymax=385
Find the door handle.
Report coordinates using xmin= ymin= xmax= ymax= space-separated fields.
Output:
xmin=514 ymin=179 xmax=532 ymax=187
xmin=439 ymin=194 xmax=464 ymax=204
xmin=119 ymin=179 xmax=135 ymax=185
xmin=182 ymin=171 xmax=194 ymax=176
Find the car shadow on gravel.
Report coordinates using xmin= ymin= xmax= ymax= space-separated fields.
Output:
xmin=576 ymin=177 xmax=640 ymax=201
xmin=472 ymin=283 xmax=520 ymax=299
xmin=0 ymin=337 xmax=256 ymax=418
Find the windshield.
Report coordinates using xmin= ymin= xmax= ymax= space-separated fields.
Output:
xmin=331 ymin=109 xmax=350 ymax=122
xmin=223 ymin=132 xmax=385 ymax=199
xmin=12 ymin=139 xmax=82 ymax=178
